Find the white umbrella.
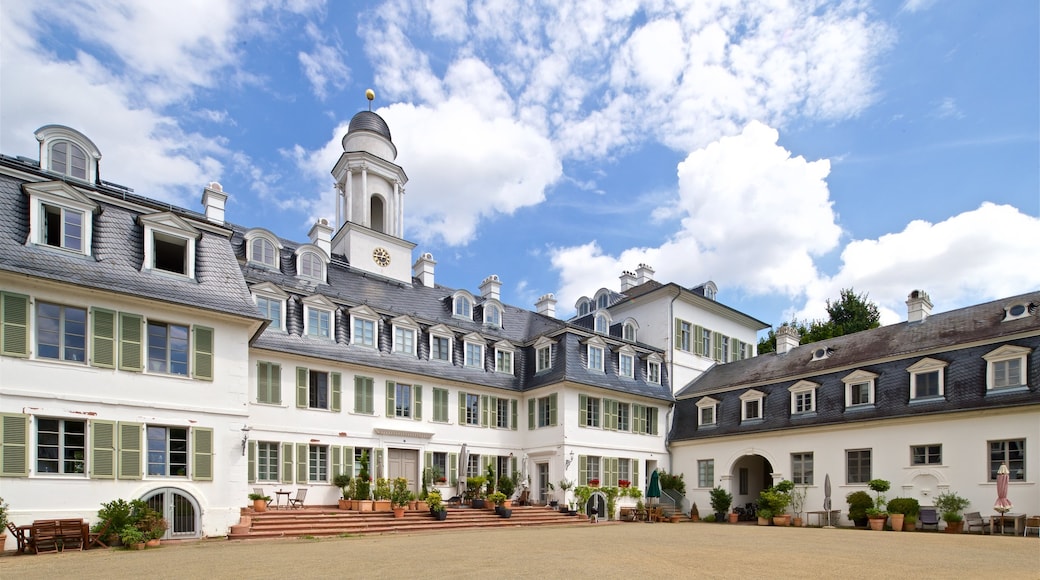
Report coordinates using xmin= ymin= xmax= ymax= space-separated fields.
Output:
xmin=457 ymin=444 xmax=469 ymax=499
xmin=823 ymin=473 xmax=834 ymax=527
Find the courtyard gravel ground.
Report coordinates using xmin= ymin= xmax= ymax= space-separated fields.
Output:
xmin=1 ymin=522 xmax=1038 ymax=579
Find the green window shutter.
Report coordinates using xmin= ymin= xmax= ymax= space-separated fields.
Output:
xmin=247 ymin=441 xmax=257 ymax=484
xmin=488 ymin=396 xmax=498 ymax=428
xmin=296 ymin=443 xmax=308 ymax=483
xmin=480 ymin=395 xmax=489 ymax=427
xmin=414 ymin=385 xmax=422 ymax=420
xmin=90 ymin=419 xmax=116 ymax=479
xmin=609 ymin=458 xmax=620 ymax=487
xmin=604 ymin=399 xmax=615 ymax=431
xmin=650 ymin=407 xmax=659 ymax=436
xmin=117 ymin=422 xmax=142 ymax=480
xmin=528 ymin=399 xmax=535 ymax=430
xmin=192 ymin=325 xmax=214 ymax=380
xmin=510 ymin=399 xmax=518 ymax=431
xmin=90 ymin=308 xmax=116 ymax=368
xmin=281 ymin=442 xmax=294 ymax=484
xmin=510 ymin=456 xmax=517 ymax=477
xmin=433 ymin=388 xmax=447 ymax=422
xmin=579 ymin=455 xmax=588 ymax=485
xmin=578 ymin=394 xmax=588 ymax=427
xmin=118 ymin=313 xmax=143 ymax=372
xmin=386 ymin=381 xmax=395 ymax=417
xmin=448 ymin=453 xmax=458 ymax=486
xmin=634 ymin=405 xmax=646 ymax=434
xmin=257 ymin=362 xmax=269 ymax=403
xmin=691 ymin=325 xmax=702 ymax=355
xmin=673 ymin=318 xmax=682 ymax=352
xmin=331 ymin=373 xmax=342 ymax=412
xmin=424 ymin=451 xmax=433 ymax=477
xmin=296 ymin=367 xmax=308 ymax=408
xmin=633 ymin=459 xmax=640 ymax=490
xmin=331 ymin=446 xmax=342 ymax=478
xmin=344 ymin=446 xmax=354 ymax=477
xmin=193 ymin=427 xmax=214 ymax=481
xmin=713 ymin=331 xmax=723 ymax=361
xmin=0 ymin=292 xmax=29 ymax=358
xmin=0 ymin=413 xmax=29 ymax=476
xmin=354 ymin=376 xmax=364 ymax=413
xmin=271 ymin=363 xmax=282 ymax=404
xmin=549 ymin=393 xmax=558 ymax=426
xmin=730 ymin=337 xmax=740 ymax=362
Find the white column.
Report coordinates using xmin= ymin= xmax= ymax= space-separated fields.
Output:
xmin=393 ymin=180 xmax=401 ymax=236
xmin=335 ymin=184 xmax=342 ymax=229
xmin=361 ymin=163 xmax=369 ymax=226
xmin=345 ymin=169 xmax=353 ymax=224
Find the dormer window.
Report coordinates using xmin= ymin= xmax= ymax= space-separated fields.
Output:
xmin=585 ymin=337 xmax=607 ymax=372
xmin=622 ymin=319 xmax=637 ymax=341
xmin=483 ymin=302 xmax=502 ymax=327
xmin=140 ymin=212 xmax=198 ymax=279
xmin=1002 ymin=302 xmax=1036 ymax=322
xmin=842 ymin=370 xmax=878 ymax=408
xmin=453 ymin=292 xmax=474 ymax=319
xmin=494 ymin=340 xmax=514 ymax=374
xmin=810 ymin=347 xmax=832 ymax=361
xmin=296 ymin=247 xmax=326 ymax=282
xmin=983 ymin=345 xmax=1029 ymax=391
xmin=428 ymin=324 xmax=453 ymax=363
xmin=697 ymin=396 xmax=719 ymax=427
xmin=50 ymin=141 xmax=88 ymax=180
xmin=646 ymin=354 xmax=662 ymax=384
xmin=251 ymin=283 xmax=288 ymax=332
xmin=596 ymin=292 xmax=609 ymax=309
xmin=35 ymin=125 xmax=101 ymax=184
xmin=24 ymin=181 xmax=97 ymax=256
xmin=349 ymin=305 xmax=379 ymax=348
xmin=576 ymin=298 xmax=591 ymax=317
xmin=789 ymin=380 xmax=819 ymax=415
xmin=463 ymin=335 xmax=484 ymax=369
xmin=391 ymin=316 xmax=418 ymax=356
xmin=301 ymin=295 xmax=335 ymax=339
xmin=740 ymin=389 xmax=765 ymax=422
xmin=534 ymin=337 xmax=554 ymax=373
xmin=618 ymin=345 xmax=636 ymax=379
xmin=907 ymin=358 xmax=947 ymax=401
xmin=594 ymin=312 xmax=610 ymax=333
xmin=245 ymin=230 xmax=281 ymax=268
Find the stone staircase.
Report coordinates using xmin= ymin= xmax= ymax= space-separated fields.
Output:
xmin=228 ymin=505 xmax=595 ymax=540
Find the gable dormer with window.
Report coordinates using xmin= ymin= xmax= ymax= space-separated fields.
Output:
xmin=585 ymin=336 xmax=607 ymax=372
xmin=139 ymin=212 xmax=199 ymax=279
xmin=23 ymin=181 xmax=98 ymax=256
xmin=983 ymin=345 xmax=1030 ymax=392
xmin=349 ymin=305 xmax=379 ymax=348
xmin=244 ymin=228 xmax=282 ymax=269
xmin=617 ymin=345 xmax=636 ymax=379
xmin=462 ymin=332 xmax=486 ymax=369
xmin=301 ymin=295 xmax=335 ymax=340
xmin=251 ymin=282 xmax=289 ymax=332
xmin=452 ymin=290 xmax=475 ymax=320
xmin=842 ymin=369 xmax=878 ymax=410
xmin=697 ymin=396 xmax=719 ymax=428
xmin=391 ymin=315 xmax=419 ymax=356
xmin=35 ymin=124 xmax=102 ymax=184
xmin=646 ymin=353 xmax=662 ymax=384
xmin=295 ymin=244 xmax=328 ymax=283
xmin=493 ymin=340 xmax=515 ymax=374
xmin=482 ymin=299 xmax=503 ymax=328
xmin=789 ymin=380 xmax=819 ymax=416
xmin=533 ymin=336 xmax=554 ymax=373
xmin=427 ymin=324 xmax=454 ymax=363
xmin=740 ymin=389 xmax=765 ymax=422
xmin=907 ymin=357 xmax=947 ymax=402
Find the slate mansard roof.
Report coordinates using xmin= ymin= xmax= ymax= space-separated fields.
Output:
xmin=0 ymin=159 xmax=262 ymax=321
xmin=232 ymin=226 xmax=674 ymax=402
xmin=670 ymin=291 xmax=1040 ymax=441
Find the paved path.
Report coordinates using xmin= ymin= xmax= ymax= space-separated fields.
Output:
xmin=2 ymin=523 xmax=1037 ymax=579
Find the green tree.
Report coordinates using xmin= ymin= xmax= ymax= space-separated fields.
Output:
xmin=757 ymin=288 xmax=880 ymax=354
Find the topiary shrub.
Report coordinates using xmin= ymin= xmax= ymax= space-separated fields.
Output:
xmin=846 ymin=490 xmax=873 ymax=526
xmin=886 ymin=497 xmax=920 ymax=517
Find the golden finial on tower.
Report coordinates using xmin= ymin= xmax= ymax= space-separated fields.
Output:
xmin=365 ymin=89 xmax=375 ymax=111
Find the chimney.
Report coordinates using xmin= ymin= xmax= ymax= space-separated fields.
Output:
xmin=201 ymin=182 xmax=227 ymax=225
xmin=775 ymin=325 xmax=800 ymax=355
xmin=535 ymin=293 xmax=557 ymax=318
xmin=636 ymin=263 xmax=655 ymax=286
xmin=412 ymin=252 xmax=436 ymax=288
xmin=480 ymin=274 xmax=502 ymax=301
xmin=619 ymin=270 xmax=637 ymax=292
xmin=308 ymin=218 xmax=333 ymax=257
xmin=906 ymin=289 xmax=932 ymax=323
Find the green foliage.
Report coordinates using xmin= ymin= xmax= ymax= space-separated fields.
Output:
xmin=658 ymin=471 xmax=686 ymax=495
xmin=703 ymin=513 xmax=716 ymax=523
xmin=867 ymin=478 xmax=891 ymax=512
xmin=374 ymin=478 xmax=392 ymax=501
xmin=845 ymin=490 xmax=873 ymax=522
xmin=427 ymin=490 xmax=445 ymax=512
xmin=758 ymin=288 xmax=881 ymax=354
xmin=119 ymin=524 xmax=145 ymax=546
xmin=758 ymin=508 xmax=773 ymax=520
xmin=485 ymin=464 xmax=497 ymax=495
xmin=573 ymin=485 xmax=594 ymax=514
xmin=709 ymin=486 xmax=733 ymax=514
xmin=603 ymin=486 xmax=621 ymax=520
xmin=355 ymin=450 xmax=371 ymax=500
xmin=95 ymin=498 xmax=149 ymax=544
xmin=625 ymin=487 xmax=643 ymax=500
xmin=136 ymin=510 xmax=168 ymax=540
xmin=0 ymin=496 xmax=8 ymax=528
xmin=391 ymin=477 xmax=411 ymax=508
xmin=885 ymin=497 xmax=920 ymax=517
xmin=466 ymin=476 xmax=487 ymax=499
xmin=498 ymin=471 xmax=518 ymax=498
xmin=332 ymin=473 xmax=353 ymax=492
xmin=934 ymin=491 xmax=970 ymax=522
xmin=758 ymin=489 xmax=791 ymax=515
xmin=248 ymin=493 xmax=271 ymax=501
xmin=488 ymin=491 xmax=508 ymax=506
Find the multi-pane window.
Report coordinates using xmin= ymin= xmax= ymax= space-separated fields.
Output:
xmin=42 ymin=203 xmax=83 ymax=251
xmin=617 ymin=403 xmax=630 ymax=431
xmin=147 ymin=426 xmax=188 ymax=477
xmin=633 ymin=405 xmax=658 ymax=435
xmin=584 ymin=396 xmax=601 ymax=428
xmin=989 ymin=439 xmax=1025 ymax=481
xmin=495 ymin=350 xmax=513 ymax=374
xmin=467 ymin=454 xmax=481 ymax=478
xmin=299 ymin=252 xmax=322 ymax=280
xmin=465 ymin=393 xmax=480 ymax=425
xmin=678 ymin=321 xmax=691 ymax=352
xmin=257 ymin=442 xmax=279 ymax=481
xmin=353 ymin=317 xmax=375 ymax=347
xmin=431 ymin=335 xmax=451 ymax=362
xmin=697 ymin=459 xmax=714 ymax=487
xmin=454 ymin=296 xmax=471 ymax=318
xmin=308 ymin=370 xmax=329 ymax=410
xmin=431 ymin=452 xmax=448 ymax=483
xmin=792 ymin=452 xmax=813 ymax=485
xmin=595 ymin=314 xmax=608 ymax=333
xmin=850 ymin=383 xmax=871 ymax=405
xmin=619 ymin=353 xmax=634 ymax=378
xmin=536 ymin=345 xmax=551 ymax=372
xmin=395 ymin=383 xmax=412 ymax=418
xmin=36 ymin=418 xmax=86 ymax=474
xmin=911 ymin=445 xmax=942 ymax=466
xmin=36 ymin=302 xmax=86 ymax=363
xmin=647 ymin=361 xmax=661 ymax=384
xmin=496 ymin=398 xmax=510 ymax=428
xmin=309 ymin=444 xmax=328 ymax=482
xmin=623 ymin=323 xmax=635 ymax=341
xmin=588 ymin=346 xmax=604 ymax=371
xmin=914 ymin=371 xmax=940 ymax=398
xmin=256 ymin=296 xmax=282 ymax=330
xmin=618 ymin=458 xmax=631 ymax=485
xmin=701 ymin=328 xmax=712 ymax=356
xmin=794 ymin=390 xmax=814 ymax=414
xmin=700 ymin=405 xmax=715 ymax=426
xmin=582 ymin=455 xmax=601 ymax=485
xmin=743 ymin=400 xmax=761 ymax=420
xmin=50 ymin=141 xmax=88 ymax=179
xmin=394 ymin=327 xmax=415 ymax=354
xmin=537 ymin=396 xmax=554 ymax=428
xmin=354 ymin=376 xmax=374 ymax=414
xmin=256 ymin=361 xmax=282 ymax=404
xmin=721 ymin=339 xmax=729 ymax=363
xmin=250 ymin=238 xmax=277 ymax=267
xmin=908 ymin=359 xmax=946 ymax=400
xmin=307 ymin=308 xmax=331 ymax=339
xmin=147 ymin=321 xmax=189 ymax=375
xmin=992 ymin=359 xmax=1022 ymax=388
xmin=465 ymin=342 xmax=483 ymax=368
xmin=432 ymin=387 xmax=449 ymax=422
xmin=985 ymin=346 xmax=1030 ymax=391
xmin=485 ymin=305 xmax=500 ymax=326
xmin=597 ymin=294 xmax=609 ymax=309
xmin=846 ymin=449 xmax=871 ymax=484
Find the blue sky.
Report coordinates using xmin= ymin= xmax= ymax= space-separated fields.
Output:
xmin=2 ymin=0 xmax=1037 ymax=332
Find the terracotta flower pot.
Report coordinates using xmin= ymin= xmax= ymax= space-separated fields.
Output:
xmin=392 ymin=506 xmax=406 ymax=518
xmin=728 ymin=512 xmax=739 ymax=524
xmin=889 ymin=514 xmax=904 ymax=531
xmin=146 ymin=538 xmax=160 ymax=548
xmin=868 ymin=516 xmax=886 ymax=531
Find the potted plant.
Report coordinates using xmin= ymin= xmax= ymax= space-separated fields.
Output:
xmin=0 ymin=496 xmax=8 ymax=548
xmin=489 ymin=491 xmax=511 ymax=517
xmin=604 ymin=486 xmax=621 ymax=521
xmin=709 ymin=486 xmax=733 ymax=522
xmin=390 ymin=477 xmax=410 ymax=518
xmin=934 ymin=490 xmax=970 ymax=533
xmin=354 ymin=451 xmax=373 ymax=511
xmin=94 ymin=498 xmax=148 ymax=546
xmin=333 ymin=473 xmax=353 ymax=509
xmin=427 ymin=490 xmax=448 ymax=521
xmin=558 ymin=479 xmax=574 ymax=510
xmin=635 ymin=499 xmax=646 ymax=521
xmin=846 ymin=490 xmax=873 ymax=528
xmin=466 ymin=476 xmax=487 ymax=508
xmin=546 ymin=482 xmax=557 ymax=509
xmin=759 ymin=488 xmax=791 ymax=526
xmin=789 ymin=486 xmax=807 ymax=527
xmin=498 ymin=471 xmax=517 ymax=505
xmin=374 ymin=478 xmax=393 ymax=512
xmin=773 ymin=480 xmax=794 ymax=525
xmin=885 ymin=497 xmax=919 ymax=532
xmin=119 ymin=524 xmax=146 ymax=550
xmin=865 ymin=479 xmax=890 ymax=531
xmin=588 ymin=478 xmax=600 ymax=487
xmin=137 ymin=509 xmax=167 ymax=547
xmin=757 ymin=508 xmax=773 ymax=525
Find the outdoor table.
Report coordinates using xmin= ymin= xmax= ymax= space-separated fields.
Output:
xmin=274 ymin=490 xmax=292 ymax=509
xmin=989 ymin=513 xmax=1025 ymax=535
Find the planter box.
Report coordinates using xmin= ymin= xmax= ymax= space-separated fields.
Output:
xmin=338 ymin=499 xmax=351 ymax=510
xmin=356 ymin=500 xmax=373 ymax=512
xmin=374 ymin=500 xmax=392 ymax=512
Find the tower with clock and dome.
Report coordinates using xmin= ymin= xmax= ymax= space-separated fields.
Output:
xmin=330 ymin=90 xmax=416 ymax=283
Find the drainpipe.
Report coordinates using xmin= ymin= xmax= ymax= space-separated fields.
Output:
xmin=665 ymin=285 xmax=681 ymax=475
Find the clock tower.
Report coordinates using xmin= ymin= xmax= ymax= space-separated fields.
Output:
xmin=330 ymin=91 xmax=416 ymax=283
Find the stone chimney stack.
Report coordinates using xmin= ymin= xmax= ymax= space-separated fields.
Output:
xmin=480 ymin=274 xmax=502 ymax=301
xmin=412 ymin=252 xmax=436 ymax=288
xmin=775 ymin=325 xmax=800 ymax=355
xmin=636 ymin=263 xmax=655 ymax=286
xmin=535 ymin=293 xmax=557 ymax=318
xmin=201 ymin=182 xmax=227 ymax=225
xmin=619 ymin=270 xmax=637 ymax=292
xmin=906 ymin=289 xmax=933 ymax=323
xmin=308 ymin=218 xmax=333 ymax=257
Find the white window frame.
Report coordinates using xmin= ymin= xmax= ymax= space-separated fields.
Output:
xmin=146 ymin=425 xmax=190 ymax=477
xmin=789 ymin=380 xmax=819 ymax=415
xmin=740 ymin=389 xmax=765 ymax=421
xmin=791 ymin=452 xmax=814 ymax=485
xmin=697 ymin=396 xmax=718 ymax=427
xmin=244 ymin=229 xmax=281 ymax=268
xmin=646 ymin=354 xmax=662 ymax=384
xmin=35 ymin=301 xmax=88 ymax=364
xmin=618 ymin=345 xmax=635 ymax=379
xmin=588 ymin=345 xmax=604 ymax=372
xmin=622 ymin=319 xmax=637 ymax=342
xmin=494 ymin=340 xmax=514 ymax=374
xmin=1002 ymin=302 xmax=1034 ymax=322
xmin=594 ymin=311 xmax=610 ymax=334
xmin=842 ymin=370 xmax=877 ymax=408
xmin=697 ymin=459 xmax=714 ymax=488
xmin=428 ymin=324 xmax=453 ymax=363
xmin=595 ymin=292 xmax=610 ymax=310
xmin=146 ymin=319 xmax=190 ymax=376
xmin=907 ymin=357 xmax=947 ymax=400
xmin=306 ymin=369 xmax=331 ymax=410
xmin=463 ymin=333 xmax=484 ymax=369
xmin=25 ymin=183 xmax=98 ymax=255
xmin=35 ymin=417 xmax=87 ymax=475
xmin=911 ymin=444 xmax=942 ymax=466
xmin=252 ymin=283 xmax=288 ymax=332
xmin=453 ymin=291 xmax=474 ymax=319
xmin=256 ymin=441 xmax=280 ymax=482
xmin=483 ymin=300 xmax=502 ymax=327
xmin=301 ymin=295 xmax=335 ymax=340
xmin=576 ymin=298 xmax=592 ymax=317
xmin=295 ymin=246 xmax=327 ymax=283
xmin=534 ymin=337 xmax=554 ymax=373
xmin=391 ymin=316 xmax=418 ymax=356
xmin=349 ymin=306 xmax=379 ymax=348
xmin=309 ymin=444 xmax=329 ymax=482
xmin=983 ymin=345 xmax=1029 ymax=390
xmin=36 ymin=126 xmax=101 ymax=184
xmin=140 ymin=213 xmax=199 ymax=279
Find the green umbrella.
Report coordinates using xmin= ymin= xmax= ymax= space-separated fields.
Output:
xmin=647 ymin=469 xmax=661 ymax=500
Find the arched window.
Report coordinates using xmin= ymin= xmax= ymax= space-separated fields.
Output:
xmin=596 ymin=294 xmax=609 ymax=309
xmin=455 ymin=296 xmax=471 ymax=317
xmin=250 ymin=237 xmax=277 ymax=267
xmin=299 ymin=252 xmax=322 ymax=280
xmin=577 ymin=299 xmax=591 ymax=317
xmin=595 ymin=314 xmax=608 ymax=333
xmin=50 ymin=140 xmax=88 ymax=180
xmin=371 ymin=196 xmax=385 ymax=233
xmin=485 ymin=304 xmax=501 ymax=326
xmin=623 ymin=322 xmax=636 ymax=341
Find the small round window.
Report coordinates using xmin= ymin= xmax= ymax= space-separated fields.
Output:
xmin=1008 ymin=304 xmax=1026 ymax=317
xmin=814 ymin=348 xmax=826 ymax=359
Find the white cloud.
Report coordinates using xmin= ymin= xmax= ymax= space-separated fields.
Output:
xmin=900 ymin=0 xmax=938 ymax=13
xmin=298 ymin=22 xmax=351 ymax=101
xmin=933 ymin=97 xmax=965 ymax=120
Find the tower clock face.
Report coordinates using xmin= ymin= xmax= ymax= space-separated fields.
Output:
xmin=372 ymin=247 xmax=391 ymax=267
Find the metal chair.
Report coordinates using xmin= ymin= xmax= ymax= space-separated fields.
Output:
xmin=288 ymin=488 xmax=308 ymax=509
xmin=1024 ymin=516 xmax=1040 ymax=537
xmin=919 ymin=508 xmax=940 ymax=531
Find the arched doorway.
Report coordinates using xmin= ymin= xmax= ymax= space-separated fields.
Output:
xmin=370 ymin=196 xmax=385 ymax=233
xmin=585 ymin=491 xmax=607 ymax=520
xmin=141 ymin=487 xmax=201 ymax=539
xmin=731 ymin=455 xmax=773 ymax=519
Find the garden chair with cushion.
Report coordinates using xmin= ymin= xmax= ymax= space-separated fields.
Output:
xmin=963 ymin=512 xmax=989 ymax=534
xmin=918 ymin=508 xmax=940 ymax=531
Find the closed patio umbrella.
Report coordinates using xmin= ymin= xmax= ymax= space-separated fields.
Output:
xmin=823 ymin=473 xmax=833 ymax=527
xmin=994 ymin=464 xmax=1013 ymax=531
xmin=458 ymin=444 xmax=469 ymax=499
xmin=647 ymin=469 xmax=661 ymax=503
